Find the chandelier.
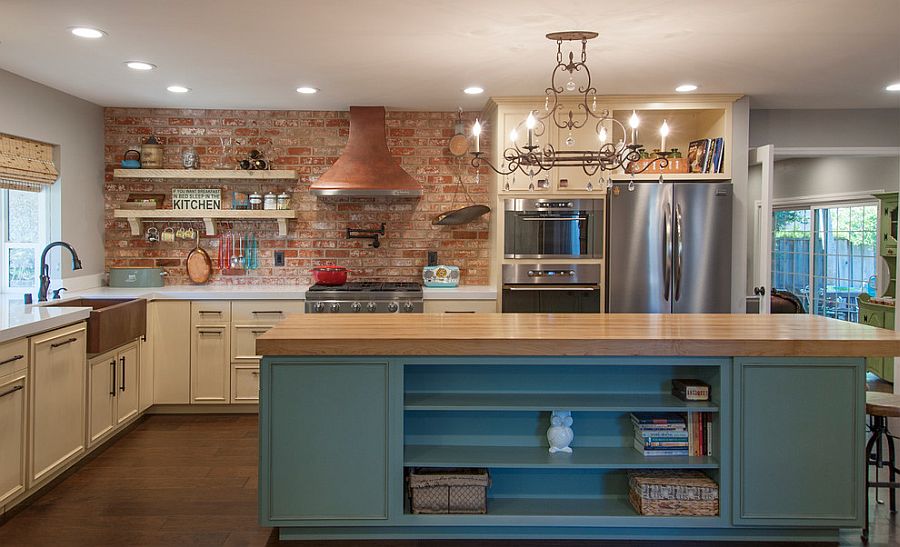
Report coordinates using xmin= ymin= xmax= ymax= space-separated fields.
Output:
xmin=470 ymin=31 xmax=671 ymax=182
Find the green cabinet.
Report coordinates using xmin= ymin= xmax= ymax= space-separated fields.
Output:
xmin=259 ymin=359 xmax=394 ymax=523
xmin=874 ymin=192 xmax=898 ymax=259
xmin=858 ymin=295 xmax=895 ymax=382
xmin=732 ymin=358 xmax=864 ymax=527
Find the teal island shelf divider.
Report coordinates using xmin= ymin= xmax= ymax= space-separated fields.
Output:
xmin=258 ymin=355 xmax=864 ymax=542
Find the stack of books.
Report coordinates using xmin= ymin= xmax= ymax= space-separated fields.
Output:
xmin=631 ymin=412 xmax=713 ymax=457
xmin=687 ymin=138 xmax=725 ymax=174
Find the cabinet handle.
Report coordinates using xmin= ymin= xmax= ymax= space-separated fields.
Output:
xmin=198 ymin=330 xmax=223 ymax=335
xmin=120 ymin=356 xmax=126 ymax=392
xmin=198 ymin=310 xmax=222 ymax=315
xmin=251 ymin=330 xmax=269 ymax=335
xmin=251 ymin=371 xmax=260 ymax=376
xmin=50 ymin=337 xmax=77 ymax=348
xmin=0 ymin=384 xmax=23 ymax=398
xmin=252 ymin=310 xmax=283 ymax=316
xmin=110 ymin=360 xmax=116 ymax=397
xmin=0 ymin=354 xmax=24 ymax=365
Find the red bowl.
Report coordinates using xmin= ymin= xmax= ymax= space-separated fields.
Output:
xmin=311 ymin=265 xmax=348 ymax=286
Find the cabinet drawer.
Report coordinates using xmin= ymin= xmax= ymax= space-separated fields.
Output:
xmin=231 ymin=300 xmax=304 ymax=323
xmin=0 ymin=338 xmax=27 ymax=378
xmin=191 ymin=301 xmax=231 ymax=325
xmin=231 ymin=324 xmax=271 ymax=362
xmin=423 ymin=300 xmax=497 ymax=313
xmin=231 ymin=365 xmax=259 ymax=404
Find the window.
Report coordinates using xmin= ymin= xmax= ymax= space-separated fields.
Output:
xmin=772 ymin=202 xmax=878 ymax=321
xmin=2 ymin=189 xmax=48 ymax=293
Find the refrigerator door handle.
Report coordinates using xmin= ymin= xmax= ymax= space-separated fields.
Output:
xmin=674 ymin=203 xmax=684 ymax=302
xmin=664 ymin=202 xmax=672 ymax=302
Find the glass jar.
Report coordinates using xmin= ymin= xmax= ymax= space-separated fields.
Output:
xmin=263 ymin=191 xmax=277 ymax=210
xmin=249 ymin=191 xmax=263 ymax=210
xmin=277 ymin=191 xmax=291 ymax=210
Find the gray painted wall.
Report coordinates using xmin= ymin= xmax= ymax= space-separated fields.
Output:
xmin=730 ymin=96 xmax=751 ymax=312
xmin=774 ymin=156 xmax=900 ymax=201
xmin=0 ymin=69 xmax=105 ymax=282
xmin=750 ymin=109 xmax=900 ymax=148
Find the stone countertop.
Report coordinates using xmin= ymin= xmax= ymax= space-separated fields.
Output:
xmin=56 ymin=285 xmax=497 ymax=301
xmin=256 ymin=312 xmax=900 ymax=357
xmin=0 ymin=302 xmax=91 ymax=344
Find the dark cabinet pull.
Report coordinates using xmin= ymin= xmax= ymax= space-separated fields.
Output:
xmin=198 ymin=310 xmax=222 ymax=315
xmin=110 ymin=360 xmax=116 ymax=397
xmin=198 ymin=330 xmax=223 ymax=335
xmin=50 ymin=337 xmax=77 ymax=348
xmin=0 ymin=354 xmax=24 ymax=365
xmin=251 ymin=330 xmax=269 ymax=335
xmin=120 ymin=356 xmax=126 ymax=391
xmin=252 ymin=310 xmax=283 ymax=315
xmin=0 ymin=384 xmax=23 ymax=398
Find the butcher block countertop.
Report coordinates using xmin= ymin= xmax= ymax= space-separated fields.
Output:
xmin=256 ymin=313 xmax=900 ymax=357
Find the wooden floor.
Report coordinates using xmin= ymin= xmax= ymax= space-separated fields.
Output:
xmin=0 ymin=413 xmax=897 ymax=547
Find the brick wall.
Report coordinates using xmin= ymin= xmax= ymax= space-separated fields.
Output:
xmin=104 ymin=108 xmax=491 ymax=286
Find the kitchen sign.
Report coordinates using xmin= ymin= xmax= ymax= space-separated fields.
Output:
xmin=172 ymin=188 xmax=221 ymax=210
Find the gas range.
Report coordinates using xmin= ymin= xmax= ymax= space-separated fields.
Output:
xmin=305 ymin=281 xmax=423 ymax=313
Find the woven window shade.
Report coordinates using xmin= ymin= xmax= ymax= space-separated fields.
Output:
xmin=0 ymin=133 xmax=59 ymax=192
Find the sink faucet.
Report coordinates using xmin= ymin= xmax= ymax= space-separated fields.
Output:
xmin=38 ymin=241 xmax=82 ymax=302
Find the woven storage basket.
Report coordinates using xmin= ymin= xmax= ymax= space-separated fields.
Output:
xmin=627 ymin=470 xmax=718 ymax=516
xmin=407 ymin=468 xmax=489 ymax=514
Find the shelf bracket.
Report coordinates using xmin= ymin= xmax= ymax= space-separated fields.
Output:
xmin=126 ymin=218 xmax=141 ymax=236
xmin=277 ymin=218 xmax=288 ymax=237
xmin=203 ymin=218 xmax=216 ymax=237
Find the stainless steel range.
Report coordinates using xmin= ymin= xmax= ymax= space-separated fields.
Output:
xmin=305 ymin=281 xmax=423 ymax=313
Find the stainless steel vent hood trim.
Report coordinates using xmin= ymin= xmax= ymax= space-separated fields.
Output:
xmin=310 ymin=106 xmax=423 ymax=198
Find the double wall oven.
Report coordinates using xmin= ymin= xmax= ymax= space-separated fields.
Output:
xmin=501 ymin=264 xmax=602 ymax=313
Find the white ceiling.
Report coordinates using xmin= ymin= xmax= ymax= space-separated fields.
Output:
xmin=1 ymin=0 xmax=899 ymax=110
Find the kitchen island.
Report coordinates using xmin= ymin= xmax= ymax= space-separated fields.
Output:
xmin=256 ymin=313 xmax=900 ymax=542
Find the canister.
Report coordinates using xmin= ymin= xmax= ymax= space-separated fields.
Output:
xmin=249 ymin=191 xmax=263 ymax=210
xmin=277 ymin=191 xmax=291 ymax=210
xmin=140 ymin=136 xmax=163 ymax=168
xmin=263 ymin=191 xmax=277 ymax=210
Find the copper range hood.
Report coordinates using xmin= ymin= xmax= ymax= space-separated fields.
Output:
xmin=310 ymin=106 xmax=422 ymax=197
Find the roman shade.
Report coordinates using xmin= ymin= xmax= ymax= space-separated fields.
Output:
xmin=0 ymin=133 xmax=59 ymax=192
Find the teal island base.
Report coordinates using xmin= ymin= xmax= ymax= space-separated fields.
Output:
xmin=258 ymin=356 xmax=864 ymax=542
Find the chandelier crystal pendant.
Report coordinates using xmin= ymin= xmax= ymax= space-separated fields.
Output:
xmin=470 ymin=31 xmax=671 ymax=179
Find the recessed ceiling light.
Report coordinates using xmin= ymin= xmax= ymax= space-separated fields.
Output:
xmin=296 ymin=87 xmax=318 ymax=94
xmin=464 ymin=86 xmax=484 ymax=95
xmin=167 ymin=85 xmax=190 ymax=93
xmin=675 ymin=84 xmax=698 ymax=93
xmin=70 ymin=27 xmax=106 ymax=39
xmin=887 ymin=82 xmax=900 ymax=92
xmin=125 ymin=61 xmax=156 ymax=71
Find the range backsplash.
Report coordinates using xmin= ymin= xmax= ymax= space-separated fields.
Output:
xmin=104 ymin=108 xmax=490 ymax=286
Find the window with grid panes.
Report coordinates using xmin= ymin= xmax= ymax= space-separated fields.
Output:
xmin=2 ymin=189 xmax=49 ymax=293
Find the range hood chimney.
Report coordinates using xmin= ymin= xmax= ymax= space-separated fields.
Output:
xmin=310 ymin=106 xmax=423 ymax=197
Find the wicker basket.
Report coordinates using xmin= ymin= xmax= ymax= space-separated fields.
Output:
xmin=407 ymin=468 xmax=489 ymax=514
xmin=627 ymin=470 xmax=719 ymax=516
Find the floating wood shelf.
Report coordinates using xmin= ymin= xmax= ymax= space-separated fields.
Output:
xmin=113 ymin=209 xmax=297 ymax=236
xmin=113 ymin=168 xmax=297 ymax=180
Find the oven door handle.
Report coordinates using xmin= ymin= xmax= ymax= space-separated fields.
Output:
xmin=519 ymin=217 xmax=588 ymax=222
xmin=505 ymin=286 xmax=598 ymax=291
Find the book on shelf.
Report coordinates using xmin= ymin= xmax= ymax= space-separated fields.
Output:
xmin=632 ymin=438 xmax=689 ymax=456
xmin=631 ymin=412 xmax=713 ymax=457
xmin=631 ymin=412 xmax=687 ymax=425
xmin=687 ymin=138 xmax=725 ymax=174
xmin=672 ymin=379 xmax=710 ymax=401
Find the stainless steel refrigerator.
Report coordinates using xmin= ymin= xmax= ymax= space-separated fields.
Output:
xmin=606 ymin=181 xmax=733 ymax=313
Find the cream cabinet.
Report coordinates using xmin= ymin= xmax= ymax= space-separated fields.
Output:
xmin=152 ymin=301 xmax=191 ymax=404
xmin=88 ymin=341 xmax=140 ymax=447
xmin=0 ymin=338 xmax=28 ymax=508
xmin=191 ymin=301 xmax=231 ymax=404
xmin=424 ymin=300 xmax=497 ymax=313
xmin=29 ymin=322 xmax=87 ymax=485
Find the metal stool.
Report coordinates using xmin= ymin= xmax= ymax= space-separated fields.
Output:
xmin=863 ymin=392 xmax=900 ymax=541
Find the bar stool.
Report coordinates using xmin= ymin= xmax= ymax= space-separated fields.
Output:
xmin=863 ymin=392 xmax=900 ymax=541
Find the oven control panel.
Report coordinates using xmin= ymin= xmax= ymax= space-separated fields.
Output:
xmin=527 ymin=269 xmax=577 ymax=278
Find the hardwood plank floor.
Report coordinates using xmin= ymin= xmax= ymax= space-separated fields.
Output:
xmin=0 ymin=413 xmax=896 ymax=546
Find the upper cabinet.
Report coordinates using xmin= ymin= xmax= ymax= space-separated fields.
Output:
xmin=482 ymin=95 xmax=740 ymax=196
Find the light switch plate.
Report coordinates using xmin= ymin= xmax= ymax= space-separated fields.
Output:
xmin=274 ymin=251 xmax=285 ymax=267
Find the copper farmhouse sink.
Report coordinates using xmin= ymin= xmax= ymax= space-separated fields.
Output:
xmin=45 ymin=298 xmax=146 ymax=354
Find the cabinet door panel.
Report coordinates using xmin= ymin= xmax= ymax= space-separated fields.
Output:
xmin=152 ymin=301 xmax=191 ymax=404
xmin=231 ymin=325 xmax=271 ymax=363
xmin=264 ymin=362 xmax=388 ymax=521
xmin=733 ymin=358 xmax=864 ymax=527
xmin=231 ymin=365 xmax=259 ymax=404
xmin=88 ymin=352 xmax=116 ymax=446
xmin=0 ymin=372 xmax=26 ymax=506
xmin=116 ymin=344 xmax=139 ymax=424
xmin=191 ymin=326 xmax=230 ymax=403
xmin=30 ymin=324 xmax=87 ymax=484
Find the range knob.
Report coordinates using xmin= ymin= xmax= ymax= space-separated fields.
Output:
xmin=387 ymin=302 xmax=399 ymax=313
xmin=312 ymin=302 xmax=325 ymax=313
xmin=350 ymin=302 xmax=362 ymax=313
xmin=366 ymin=302 xmax=378 ymax=313
xmin=330 ymin=303 xmax=341 ymax=313
xmin=403 ymin=302 xmax=415 ymax=313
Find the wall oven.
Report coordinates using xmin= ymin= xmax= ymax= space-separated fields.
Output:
xmin=501 ymin=264 xmax=602 ymax=313
xmin=504 ymin=198 xmax=603 ymax=259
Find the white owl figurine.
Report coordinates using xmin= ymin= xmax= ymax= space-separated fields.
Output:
xmin=547 ymin=410 xmax=574 ymax=454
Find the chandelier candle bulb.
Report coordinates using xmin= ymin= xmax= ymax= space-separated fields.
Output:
xmin=472 ymin=120 xmax=481 ymax=154
xmin=510 ymin=129 xmax=518 ymax=144
xmin=629 ymin=111 xmax=640 ymax=145
xmin=526 ymin=112 xmax=537 ymax=148
xmin=598 ymin=126 xmax=608 ymax=144
xmin=660 ymin=120 xmax=670 ymax=151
